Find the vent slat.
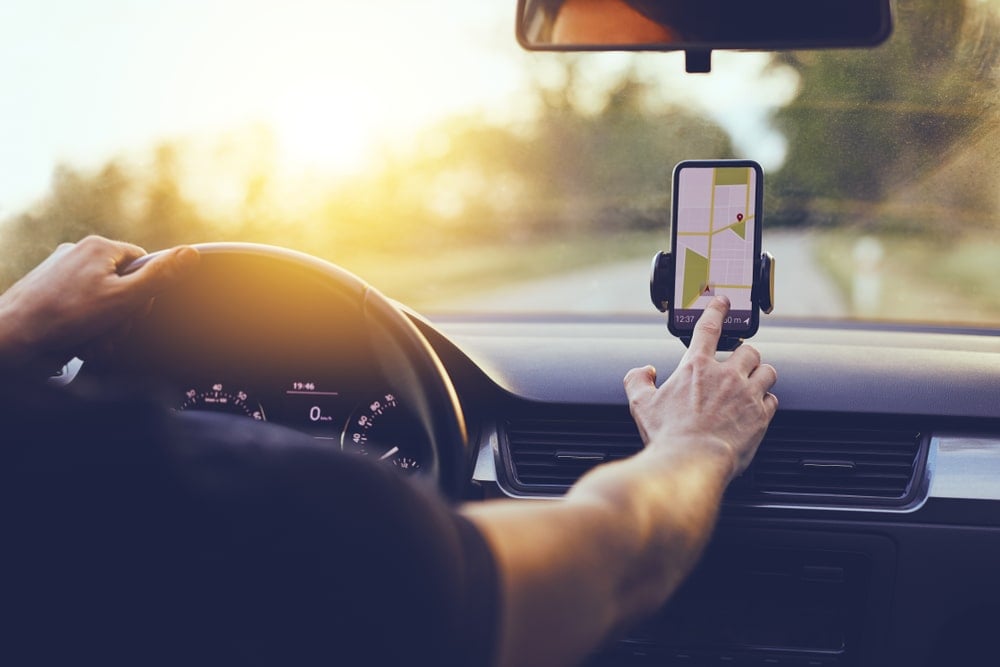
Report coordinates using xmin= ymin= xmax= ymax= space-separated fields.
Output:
xmin=754 ymin=459 xmax=913 ymax=477
xmin=756 ymin=458 xmax=915 ymax=471
xmin=505 ymin=419 xmax=641 ymax=487
xmin=503 ymin=416 xmax=923 ymax=505
xmin=758 ymin=453 xmax=915 ymax=464
xmin=756 ymin=469 xmax=913 ymax=479
xmin=761 ymin=444 xmax=916 ymax=454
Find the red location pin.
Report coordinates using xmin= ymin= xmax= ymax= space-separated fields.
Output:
xmin=736 ymin=213 xmax=744 ymax=222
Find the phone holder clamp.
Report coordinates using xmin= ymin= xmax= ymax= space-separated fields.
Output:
xmin=649 ymin=250 xmax=775 ymax=351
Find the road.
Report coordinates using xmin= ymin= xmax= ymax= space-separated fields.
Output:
xmin=440 ymin=230 xmax=848 ymax=317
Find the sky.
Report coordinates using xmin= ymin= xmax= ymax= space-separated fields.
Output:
xmin=0 ymin=0 xmax=796 ymax=218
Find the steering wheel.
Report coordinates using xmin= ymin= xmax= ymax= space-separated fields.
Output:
xmin=115 ymin=243 xmax=470 ymax=499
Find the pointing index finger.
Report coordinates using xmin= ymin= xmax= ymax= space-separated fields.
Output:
xmin=685 ymin=295 xmax=730 ymax=359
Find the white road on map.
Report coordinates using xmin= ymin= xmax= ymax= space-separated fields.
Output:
xmin=441 ymin=230 xmax=848 ymax=317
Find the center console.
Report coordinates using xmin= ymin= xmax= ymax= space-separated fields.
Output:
xmin=590 ymin=528 xmax=896 ymax=667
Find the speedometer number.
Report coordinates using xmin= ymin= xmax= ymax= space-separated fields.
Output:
xmin=394 ymin=456 xmax=420 ymax=471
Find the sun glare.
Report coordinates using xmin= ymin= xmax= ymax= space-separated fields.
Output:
xmin=0 ymin=0 xmax=796 ymax=220
xmin=270 ymin=86 xmax=375 ymax=176
xmin=0 ymin=0 xmax=522 ymax=212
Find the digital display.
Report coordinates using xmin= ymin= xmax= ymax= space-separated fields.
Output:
xmin=670 ymin=161 xmax=761 ymax=337
xmin=283 ymin=380 xmax=344 ymax=442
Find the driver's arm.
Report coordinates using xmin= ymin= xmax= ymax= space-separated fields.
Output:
xmin=463 ymin=296 xmax=778 ymax=667
xmin=0 ymin=235 xmax=199 ymax=378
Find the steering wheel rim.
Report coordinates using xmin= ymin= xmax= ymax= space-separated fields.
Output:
xmin=120 ymin=242 xmax=470 ymax=500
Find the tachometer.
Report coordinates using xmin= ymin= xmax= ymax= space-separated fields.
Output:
xmin=178 ymin=383 xmax=266 ymax=420
xmin=342 ymin=393 xmax=425 ymax=473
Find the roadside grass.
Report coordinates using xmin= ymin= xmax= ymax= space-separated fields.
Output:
xmin=329 ymin=230 xmax=666 ymax=310
xmin=330 ymin=227 xmax=1000 ymax=329
xmin=815 ymin=230 xmax=1000 ymax=328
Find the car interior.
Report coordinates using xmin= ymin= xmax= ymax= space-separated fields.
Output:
xmin=4 ymin=0 xmax=1000 ymax=665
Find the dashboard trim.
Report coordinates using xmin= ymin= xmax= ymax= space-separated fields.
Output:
xmin=927 ymin=433 xmax=1000 ymax=501
xmin=469 ymin=425 xmax=1000 ymax=514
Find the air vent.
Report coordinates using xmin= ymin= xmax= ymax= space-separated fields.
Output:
xmin=501 ymin=414 xmax=926 ymax=507
xmin=736 ymin=423 xmax=923 ymax=504
xmin=503 ymin=418 xmax=642 ymax=489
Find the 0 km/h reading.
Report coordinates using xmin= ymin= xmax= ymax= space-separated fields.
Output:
xmin=284 ymin=381 xmax=340 ymax=440
xmin=308 ymin=405 xmax=333 ymax=423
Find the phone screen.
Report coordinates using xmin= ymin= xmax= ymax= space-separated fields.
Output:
xmin=668 ymin=160 xmax=763 ymax=339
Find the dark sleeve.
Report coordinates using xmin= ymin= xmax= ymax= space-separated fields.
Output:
xmin=165 ymin=411 xmax=501 ymax=667
xmin=1 ymin=382 xmax=499 ymax=667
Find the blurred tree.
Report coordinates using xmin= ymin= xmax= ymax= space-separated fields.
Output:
xmin=0 ymin=145 xmax=213 ymax=290
xmin=770 ymin=0 xmax=1000 ymax=229
xmin=0 ymin=56 xmax=736 ymax=288
xmin=383 ymin=57 xmax=733 ymax=243
xmin=0 ymin=162 xmax=132 ymax=288
xmin=137 ymin=144 xmax=211 ymax=249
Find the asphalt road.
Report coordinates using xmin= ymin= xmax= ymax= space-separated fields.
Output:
xmin=441 ymin=230 xmax=848 ymax=317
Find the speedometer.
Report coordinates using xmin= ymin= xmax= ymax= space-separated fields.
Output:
xmin=342 ymin=393 xmax=426 ymax=473
xmin=179 ymin=383 xmax=266 ymax=421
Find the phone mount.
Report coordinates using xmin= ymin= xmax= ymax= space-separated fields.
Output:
xmin=649 ymin=250 xmax=775 ymax=351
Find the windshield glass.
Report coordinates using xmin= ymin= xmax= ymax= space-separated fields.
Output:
xmin=2 ymin=0 xmax=998 ymax=328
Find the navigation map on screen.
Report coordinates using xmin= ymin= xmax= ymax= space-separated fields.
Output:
xmin=672 ymin=164 xmax=758 ymax=333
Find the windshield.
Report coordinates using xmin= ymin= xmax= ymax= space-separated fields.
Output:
xmin=1 ymin=0 xmax=998 ymax=328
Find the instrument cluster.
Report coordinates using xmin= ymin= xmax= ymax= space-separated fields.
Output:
xmin=175 ymin=377 xmax=428 ymax=474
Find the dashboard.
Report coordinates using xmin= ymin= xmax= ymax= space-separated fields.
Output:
xmin=87 ymin=248 xmax=434 ymax=475
xmin=85 ymin=247 xmax=1000 ymax=667
xmin=426 ymin=315 xmax=1000 ymax=667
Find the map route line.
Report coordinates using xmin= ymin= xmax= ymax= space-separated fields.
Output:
xmin=676 ymin=213 xmax=755 ymax=237
xmin=714 ymin=213 xmax=754 ymax=236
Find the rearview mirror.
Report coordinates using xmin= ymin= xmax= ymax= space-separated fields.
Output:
xmin=516 ymin=0 xmax=893 ymax=72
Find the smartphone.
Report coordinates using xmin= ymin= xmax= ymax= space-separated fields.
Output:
xmin=668 ymin=159 xmax=764 ymax=341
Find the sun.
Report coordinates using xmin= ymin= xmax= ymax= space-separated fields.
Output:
xmin=269 ymin=85 xmax=377 ymax=176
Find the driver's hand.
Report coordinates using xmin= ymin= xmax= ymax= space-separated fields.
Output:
xmin=624 ymin=295 xmax=778 ymax=482
xmin=0 ymin=235 xmax=200 ymax=378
